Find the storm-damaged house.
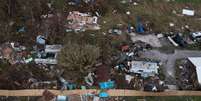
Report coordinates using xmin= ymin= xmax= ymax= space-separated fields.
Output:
xmin=66 ymin=11 xmax=100 ymax=32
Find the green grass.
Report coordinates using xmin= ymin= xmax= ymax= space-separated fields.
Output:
xmin=186 ymin=43 xmax=201 ymax=50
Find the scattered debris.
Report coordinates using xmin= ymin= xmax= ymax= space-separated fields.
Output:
xmin=143 ymin=76 xmax=165 ymax=92
xmin=0 ymin=43 xmax=14 ymax=62
xmin=108 ymin=28 xmax=122 ymax=35
xmin=168 ymin=36 xmax=179 ymax=47
xmin=182 ymin=9 xmax=195 ymax=16
xmin=17 ymin=27 xmax=25 ymax=33
xmin=157 ymin=34 xmax=164 ymax=38
xmin=125 ymin=75 xmax=134 ymax=84
xmin=42 ymin=90 xmax=56 ymax=101
xmin=126 ymin=11 xmax=131 ymax=15
xmin=169 ymin=22 xmax=175 ymax=27
xmin=85 ymin=72 xmax=95 ymax=86
xmin=36 ymin=35 xmax=46 ymax=45
xmin=35 ymin=45 xmax=62 ymax=65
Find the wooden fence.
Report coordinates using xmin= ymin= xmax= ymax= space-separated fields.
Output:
xmin=0 ymin=89 xmax=201 ymax=96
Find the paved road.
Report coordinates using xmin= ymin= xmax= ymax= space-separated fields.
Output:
xmin=140 ymin=49 xmax=201 ymax=84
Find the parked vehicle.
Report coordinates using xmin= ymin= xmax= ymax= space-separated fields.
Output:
xmin=190 ymin=32 xmax=201 ymax=42
xmin=172 ymin=34 xmax=187 ymax=47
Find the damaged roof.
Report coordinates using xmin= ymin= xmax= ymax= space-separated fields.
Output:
xmin=67 ymin=11 xmax=98 ymax=24
xmin=188 ymin=57 xmax=201 ymax=84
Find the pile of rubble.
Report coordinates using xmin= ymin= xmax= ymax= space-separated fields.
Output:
xmin=112 ymin=42 xmax=165 ymax=92
xmin=0 ymin=42 xmax=31 ymax=65
xmin=0 ymin=42 xmax=62 ymax=65
xmin=66 ymin=11 xmax=100 ymax=32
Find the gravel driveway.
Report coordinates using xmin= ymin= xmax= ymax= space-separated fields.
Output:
xmin=140 ymin=49 xmax=201 ymax=84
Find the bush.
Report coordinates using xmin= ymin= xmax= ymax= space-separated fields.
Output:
xmin=58 ymin=42 xmax=100 ymax=74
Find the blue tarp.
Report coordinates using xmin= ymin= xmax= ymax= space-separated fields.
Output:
xmin=136 ymin=23 xmax=144 ymax=33
xmin=136 ymin=17 xmax=145 ymax=33
xmin=99 ymin=81 xmax=115 ymax=89
xmin=99 ymin=92 xmax=109 ymax=98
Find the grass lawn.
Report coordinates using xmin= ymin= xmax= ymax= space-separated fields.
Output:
xmin=103 ymin=0 xmax=201 ymax=32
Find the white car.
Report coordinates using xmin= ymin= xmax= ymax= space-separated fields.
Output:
xmin=191 ymin=32 xmax=201 ymax=41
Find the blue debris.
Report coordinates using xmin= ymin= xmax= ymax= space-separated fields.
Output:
xmin=74 ymin=0 xmax=81 ymax=5
xmin=36 ymin=35 xmax=46 ymax=45
xmin=81 ymin=86 xmax=86 ymax=90
xmin=99 ymin=92 xmax=109 ymax=98
xmin=18 ymin=27 xmax=25 ymax=33
xmin=136 ymin=17 xmax=145 ymax=33
xmin=67 ymin=84 xmax=76 ymax=90
xmin=57 ymin=96 xmax=68 ymax=101
xmin=99 ymin=81 xmax=115 ymax=89
xmin=90 ymin=0 xmax=96 ymax=4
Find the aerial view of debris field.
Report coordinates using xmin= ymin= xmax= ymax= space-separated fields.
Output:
xmin=1 ymin=0 xmax=201 ymax=101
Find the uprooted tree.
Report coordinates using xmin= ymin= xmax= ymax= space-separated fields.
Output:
xmin=58 ymin=42 xmax=100 ymax=74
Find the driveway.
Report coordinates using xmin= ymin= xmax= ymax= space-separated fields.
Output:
xmin=140 ymin=49 xmax=201 ymax=84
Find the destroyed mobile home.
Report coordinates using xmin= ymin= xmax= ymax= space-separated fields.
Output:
xmin=35 ymin=45 xmax=62 ymax=65
xmin=66 ymin=11 xmax=100 ymax=32
xmin=0 ymin=42 xmax=62 ymax=65
xmin=112 ymin=42 xmax=165 ymax=92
